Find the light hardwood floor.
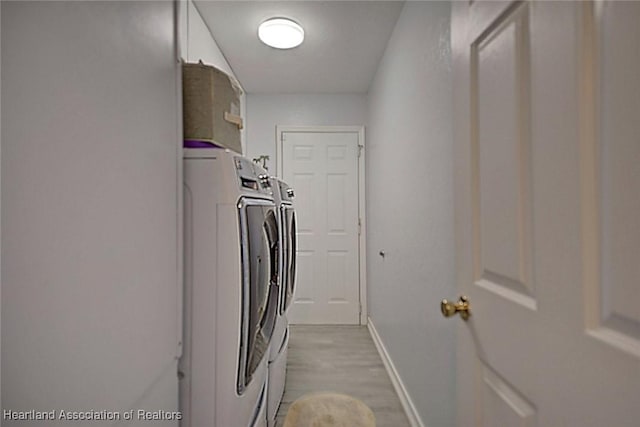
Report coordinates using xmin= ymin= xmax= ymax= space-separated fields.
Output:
xmin=275 ymin=325 xmax=411 ymax=427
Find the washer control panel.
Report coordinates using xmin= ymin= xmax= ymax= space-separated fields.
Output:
xmin=234 ymin=156 xmax=272 ymax=194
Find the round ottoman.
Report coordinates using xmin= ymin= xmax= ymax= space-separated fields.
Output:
xmin=283 ymin=392 xmax=376 ymax=427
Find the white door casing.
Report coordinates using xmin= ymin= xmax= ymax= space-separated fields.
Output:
xmin=452 ymin=1 xmax=640 ymax=426
xmin=278 ymin=127 xmax=366 ymax=325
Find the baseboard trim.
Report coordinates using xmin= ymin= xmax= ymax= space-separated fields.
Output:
xmin=367 ymin=317 xmax=426 ymax=427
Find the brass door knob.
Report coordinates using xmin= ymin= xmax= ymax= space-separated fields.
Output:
xmin=441 ymin=296 xmax=471 ymax=321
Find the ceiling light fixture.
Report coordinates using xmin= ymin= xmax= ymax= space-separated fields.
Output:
xmin=258 ymin=18 xmax=305 ymax=49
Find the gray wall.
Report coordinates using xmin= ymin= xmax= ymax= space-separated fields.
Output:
xmin=1 ymin=2 xmax=181 ymax=425
xmin=366 ymin=2 xmax=455 ymax=426
xmin=0 ymin=3 xmax=3 ymax=413
xmin=245 ymin=94 xmax=366 ymax=172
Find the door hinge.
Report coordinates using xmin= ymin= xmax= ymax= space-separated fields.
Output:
xmin=358 ymin=144 xmax=363 ymax=158
xmin=358 ymin=218 xmax=362 ymax=236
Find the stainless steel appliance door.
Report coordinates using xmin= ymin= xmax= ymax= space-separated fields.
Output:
xmin=282 ymin=206 xmax=297 ymax=313
xmin=238 ymin=198 xmax=279 ymax=394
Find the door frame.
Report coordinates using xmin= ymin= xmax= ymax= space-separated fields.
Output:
xmin=275 ymin=125 xmax=368 ymax=325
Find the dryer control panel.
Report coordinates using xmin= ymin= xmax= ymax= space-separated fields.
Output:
xmin=234 ymin=156 xmax=272 ymax=195
xmin=278 ymin=180 xmax=295 ymax=203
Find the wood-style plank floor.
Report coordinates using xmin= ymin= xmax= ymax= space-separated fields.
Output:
xmin=275 ymin=325 xmax=411 ymax=427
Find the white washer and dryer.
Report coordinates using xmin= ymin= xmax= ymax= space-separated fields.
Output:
xmin=266 ymin=178 xmax=297 ymax=427
xmin=180 ymin=147 xmax=280 ymax=427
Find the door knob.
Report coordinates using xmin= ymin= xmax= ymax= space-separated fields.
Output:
xmin=441 ymin=296 xmax=471 ymax=321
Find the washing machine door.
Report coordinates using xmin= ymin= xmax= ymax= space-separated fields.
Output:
xmin=261 ymin=208 xmax=280 ymax=340
xmin=238 ymin=197 xmax=279 ymax=394
xmin=282 ymin=206 xmax=297 ymax=313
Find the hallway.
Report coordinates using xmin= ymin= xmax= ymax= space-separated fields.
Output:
xmin=275 ymin=326 xmax=411 ymax=427
xmin=3 ymin=2 xmax=640 ymax=426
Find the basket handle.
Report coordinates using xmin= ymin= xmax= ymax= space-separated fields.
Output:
xmin=224 ymin=112 xmax=244 ymax=130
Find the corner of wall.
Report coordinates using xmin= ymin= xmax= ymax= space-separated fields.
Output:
xmin=185 ymin=0 xmax=247 ymax=154
xmin=178 ymin=0 xmax=188 ymax=61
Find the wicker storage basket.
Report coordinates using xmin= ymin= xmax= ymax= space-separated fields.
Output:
xmin=182 ymin=61 xmax=243 ymax=154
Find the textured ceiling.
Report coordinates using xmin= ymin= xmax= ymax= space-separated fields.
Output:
xmin=194 ymin=1 xmax=405 ymax=94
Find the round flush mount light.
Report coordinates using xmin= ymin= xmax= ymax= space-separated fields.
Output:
xmin=258 ymin=18 xmax=305 ymax=49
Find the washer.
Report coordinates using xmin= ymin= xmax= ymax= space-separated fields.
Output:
xmin=266 ymin=178 xmax=297 ymax=427
xmin=181 ymin=148 xmax=280 ymax=427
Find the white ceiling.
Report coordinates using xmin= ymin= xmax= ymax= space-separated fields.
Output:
xmin=194 ymin=1 xmax=405 ymax=94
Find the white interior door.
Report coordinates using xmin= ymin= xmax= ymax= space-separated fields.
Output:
xmin=281 ymin=130 xmax=361 ymax=325
xmin=452 ymin=1 xmax=640 ymax=426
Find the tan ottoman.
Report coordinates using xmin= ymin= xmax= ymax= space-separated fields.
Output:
xmin=283 ymin=392 xmax=376 ymax=427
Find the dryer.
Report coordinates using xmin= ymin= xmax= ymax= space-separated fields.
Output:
xmin=266 ymin=178 xmax=297 ymax=427
xmin=277 ymin=180 xmax=297 ymax=315
xmin=181 ymin=148 xmax=280 ymax=427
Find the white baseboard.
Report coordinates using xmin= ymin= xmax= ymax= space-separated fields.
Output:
xmin=367 ymin=317 xmax=426 ymax=427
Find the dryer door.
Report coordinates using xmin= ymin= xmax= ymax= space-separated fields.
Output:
xmin=238 ymin=198 xmax=279 ymax=394
xmin=282 ymin=206 xmax=297 ymax=313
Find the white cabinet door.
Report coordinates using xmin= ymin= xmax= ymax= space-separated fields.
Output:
xmin=281 ymin=130 xmax=361 ymax=324
xmin=452 ymin=1 xmax=640 ymax=426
